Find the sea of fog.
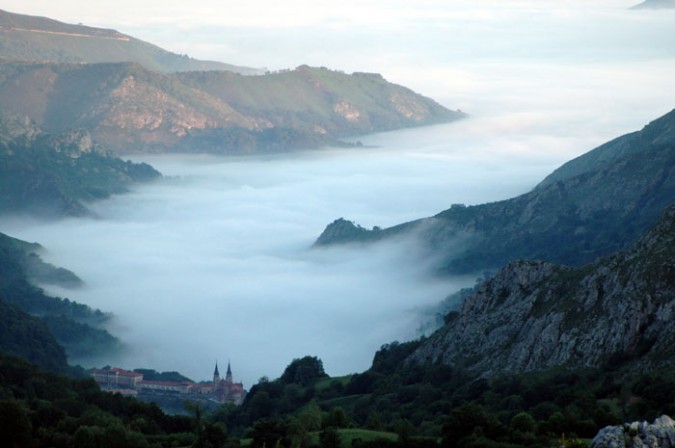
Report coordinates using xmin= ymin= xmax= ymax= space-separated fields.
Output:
xmin=0 ymin=121 xmax=573 ymax=386
xmin=1 ymin=0 xmax=675 ymax=386
xmin=0 ymin=108 xmax=666 ymax=386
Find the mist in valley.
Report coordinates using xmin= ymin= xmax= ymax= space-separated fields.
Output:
xmin=0 ymin=127 xmax=556 ymax=385
xmin=1 ymin=0 xmax=675 ymax=386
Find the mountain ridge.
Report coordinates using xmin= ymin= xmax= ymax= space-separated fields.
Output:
xmin=315 ymin=109 xmax=675 ymax=275
xmin=0 ymin=8 xmax=260 ymax=74
xmin=0 ymin=61 xmax=463 ymax=153
xmin=0 ymin=9 xmax=464 ymax=154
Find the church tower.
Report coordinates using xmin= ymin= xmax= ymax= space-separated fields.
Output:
xmin=213 ymin=362 xmax=220 ymax=384
xmin=225 ymin=361 xmax=233 ymax=385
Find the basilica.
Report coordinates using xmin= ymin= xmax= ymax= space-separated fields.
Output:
xmin=91 ymin=361 xmax=247 ymax=406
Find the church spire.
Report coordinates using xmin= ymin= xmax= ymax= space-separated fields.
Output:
xmin=213 ymin=361 xmax=220 ymax=384
xmin=225 ymin=361 xmax=233 ymax=384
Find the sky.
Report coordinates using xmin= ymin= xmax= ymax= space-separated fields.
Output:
xmin=1 ymin=0 xmax=675 ymax=385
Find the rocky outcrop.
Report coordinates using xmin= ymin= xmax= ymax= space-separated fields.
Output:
xmin=0 ymin=120 xmax=160 ymax=217
xmin=592 ymin=415 xmax=675 ymax=448
xmin=313 ymin=218 xmax=381 ymax=246
xmin=406 ymin=206 xmax=675 ymax=375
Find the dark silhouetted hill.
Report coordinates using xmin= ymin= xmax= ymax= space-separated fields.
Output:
xmin=316 ymin=109 xmax=675 ymax=275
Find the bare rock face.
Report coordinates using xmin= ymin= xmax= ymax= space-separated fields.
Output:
xmin=406 ymin=206 xmax=675 ymax=375
xmin=592 ymin=415 xmax=675 ymax=448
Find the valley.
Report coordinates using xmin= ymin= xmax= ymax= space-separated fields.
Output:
xmin=0 ymin=2 xmax=673 ymax=447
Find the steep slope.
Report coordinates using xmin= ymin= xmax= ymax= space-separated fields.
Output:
xmin=316 ymin=109 xmax=675 ymax=274
xmin=0 ymin=230 xmax=120 ymax=359
xmin=0 ymin=8 xmax=259 ymax=74
xmin=0 ymin=114 xmax=160 ymax=217
xmin=407 ymin=205 xmax=675 ymax=376
xmin=0 ymin=62 xmax=464 ymax=153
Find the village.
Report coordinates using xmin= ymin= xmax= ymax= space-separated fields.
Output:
xmin=91 ymin=362 xmax=247 ymax=406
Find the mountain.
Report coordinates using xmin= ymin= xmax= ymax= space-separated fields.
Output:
xmin=0 ymin=61 xmax=463 ymax=153
xmin=0 ymin=9 xmax=260 ymax=74
xmin=631 ymin=0 xmax=675 ymax=9
xmin=0 ymin=114 xmax=160 ymax=217
xmin=315 ymin=109 xmax=675 ymax=274
xmin=0 ymin=9 xmax=464 ymax=154
xmin=0 ymin=230 xmax=120 ymax=359
xmin=407 ymin=204 xmax=675 ymax=375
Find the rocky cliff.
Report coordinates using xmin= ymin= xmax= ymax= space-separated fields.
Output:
xmin=316 ymin=109 xmax=675 ymax=275
xmin=406 ymin=205 xmax=675 ymax=376
xmin=592 ymin=415 xmax=675 ymax=448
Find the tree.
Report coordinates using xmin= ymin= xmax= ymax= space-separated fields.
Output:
xmin=298 ymin=401 xmax=323 ymax=432
xmin=323 ymin=407 xmax=350 ymax=429
xmin=250 ymin=418 xmax=288 ymax=448
xmin=510 ymin=412 xmax=536 ymax=433
xmin=319 ymin=426 xmax=341 ymax=448
xmin=0 ymin=399 xmax=34 ymax=448
xmin=392 ymin=418 xmax=415 ymax=443
xmin=280 ymin=356 xmax=328 ymax=386
xmin=441 ymin=404 xmax=501 ymax=447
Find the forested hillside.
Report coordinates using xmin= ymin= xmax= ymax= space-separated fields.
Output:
xmin=0 ymin=114 xmax=160 ymax=217
xmin=0 ymin=231 xmax=119 ymax=360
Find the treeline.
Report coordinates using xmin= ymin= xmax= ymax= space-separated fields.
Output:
xmin=209 ymin=345 xmax=675 ymax=448
xmin=0 ymin=352 xmax=243 ymax=448
xmin=0 ymin=344 xmax=673 ymax=448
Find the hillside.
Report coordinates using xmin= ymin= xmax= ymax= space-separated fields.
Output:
xmin=0 ymin=9 xmax=259 ymax=74
xmin=0 ymin=61 xmax=463 ymax=153
xmin=0 ymin=230 xmax=120 ymax=360
xmin=228 ymin=209 xmax=675 ymax=446
xmin=176 ymin=67 xmax=459 ymax=139
xmin=0 ymin=300 xmax=68 ymax=372
xmin=0 ymin=115 xmax=160 ymax=217
xmin=315 ymin=109 xmax=675 ymax=274
xmin=407 ymin=205 xmax=675 ymax=375
xmin=0 ymin=9 xmax=464 ymax=154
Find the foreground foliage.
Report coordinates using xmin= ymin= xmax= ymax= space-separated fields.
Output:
xmin=213 ymin=345 xmax=675 ymax=448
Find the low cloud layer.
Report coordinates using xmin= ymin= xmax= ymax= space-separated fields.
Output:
xmin=0 ymin=132 xmax=551 ymax=385
xmin=1 ymin=1 xmax=674 ymax=386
